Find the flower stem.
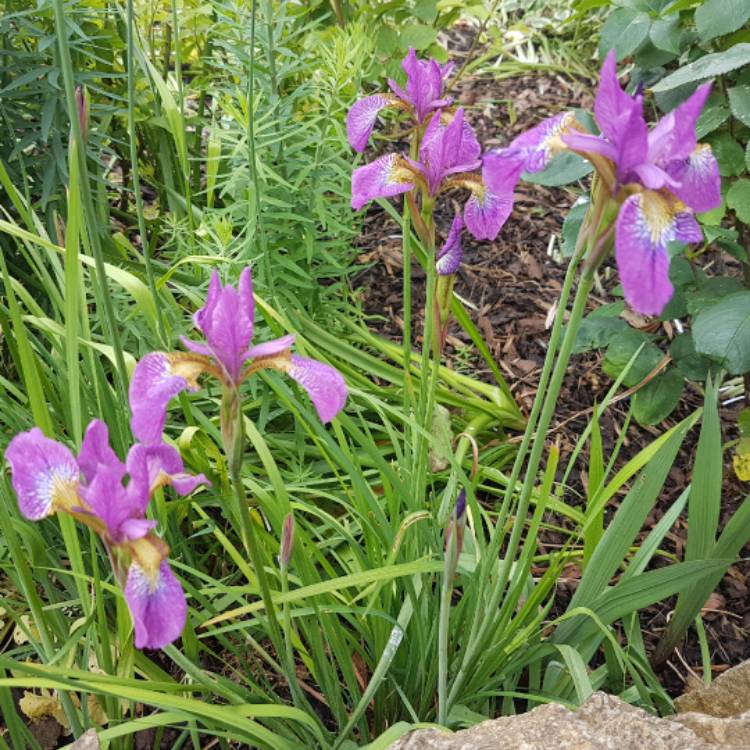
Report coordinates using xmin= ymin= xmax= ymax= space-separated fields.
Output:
xmin=226 ymin=405 xmax=288 ymax=690
xmin=414 ymin=200 xmax=438 ymax=505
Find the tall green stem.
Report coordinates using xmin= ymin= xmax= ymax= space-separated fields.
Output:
xmin=413 ymin=201 xmax=437 ymax=506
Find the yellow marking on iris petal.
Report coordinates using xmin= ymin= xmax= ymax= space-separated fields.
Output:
xmin=640 ymin=191 xmax=679 ymax=244
xmin=167 ymin=352 xmax=215 ymax=388
xmin=51 ymin=475 xmax=83 ymax=514
xmin=128 ymin=535 xmax=168 ymax=585
xmin=544 ymin=112 xmax=578 ymax=156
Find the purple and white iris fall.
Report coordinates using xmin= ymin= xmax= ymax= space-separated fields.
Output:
xmin=129 ymin=267 xmax=348 ymax=445
xmin=482 ymin=50 xmax=721 ymax=316
xmin=348 ymin=49 xmax=511 ymax=247
xmin=5 ymin=420 xmax=208 ymax=649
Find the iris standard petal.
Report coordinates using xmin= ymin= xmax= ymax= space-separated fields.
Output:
xmin=5 ymin=428 xmax=80 ymax=520
xmin=666 ymin=144 xmax=721 ymax=214
xmin=130 ymin=352 xmax=191 ymax=445
xmin=79 ymin=463 xmax=141 ymax=541
xmin=347 ymin=95 xmax=395 ymax=152
xmin=125 ymin=559 xmax=187 ymax=650
xmin=351 ymin=154 xmax=415 ymax=210
xmin=594 ymin=50 xmax=640 ymax=145
xmin=78 ymin=419 xmax=124 ymax=484
xmin=419 ymin=109 xmax=482 ymax=194
xmin=615 ymin=192 xmax=702 ymax=316
xmin=436 ymin=214 xmax=464 ymax=275
xmin=286 ymin=355 xmax=347 ymax=423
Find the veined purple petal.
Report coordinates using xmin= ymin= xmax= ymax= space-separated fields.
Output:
xmin=436 ymin=214 xmax=464 ymax=275
xmin=633 ymin=163 xmax=674 ymax=191
xmin=248 ymin=334 xmax=295 ymax=360
xmin=351 ymin=154 xmax=415 ymax=210
xmin=125 ymin=559 xmax=187 ymax=649
xmin=391 ymin=48 xmax=452 ymax=123
xmin=78 ymin=419 xmax=124 ymax=485
xmin=130 ymin=352 xmax=190 ymax=445
xmin=562 ymin=132 xmax=618 ymax=162
xmin=509 ymin=111 xmax=577 ymax=173
xmin=595 ymin=50 xmax=640 ymax=146
xmin=126 ymin=443 xmax=208 ymax=503
xmin=648 ymin=83 xmax=712 ymax=166
xmin=464 ymin=188 xmax=513 ymax=241
xmin=615 ymin=192 xmax=702 ymax=316
xmin=286 ymin=355 xmax=347 ymax=423
xmin=666 ymin=144 xmax=721 ymax=214
xmin=192 ymin=268 xmax=254 ymax=384
xmin=180 ymin=337 xmax=213 ymax=357
xmin=120 ymin=518 xmax=158 ymax=541
xmin=347 ymin=95 xmax=394 ymax=152
xmin=481 ymin=149 xmax=525 ymax=197
xmin=420 ymin=109 xmax=481 ymax=195
xmin=79 ymin=463 xmax=139 ymax=541
xmin=614 ymin=98 xmax=649 ymax=181
xmin=5 ymin=428 xmax=80 ymax=520
xmin=193 ymin=271 xmax=221 ymax=332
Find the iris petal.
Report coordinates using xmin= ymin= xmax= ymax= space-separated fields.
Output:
xmin=347 ymin=95 xmax=394 ymax=152
xmin=129 ymin=352 xmax=190 ymax=445
xmin=463 ymin=188 xmax=513 ymax=241
xmin=286 ymin=355 xmax=347 ymax=423
xmin=78 ymin=419 xmax=124 ymax=484
xmin=125 ymin=559 xmax=187 ymax=650
xmin=666 ymin=144 xmax=721 ymax=214
xmin=615 ymin=192 xmax=702 ymax=316
xmin=351 ymin=154 xmax=415 ymax=211
xmin=436 ymin=214 xmax=464 ymax=275
xmin=5 ymin=428 xmax=79 ymax=520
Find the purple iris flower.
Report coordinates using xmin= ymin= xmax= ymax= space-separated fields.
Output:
xmin=129 ymin=267 xmax=347 ymax=445
xmin=346 ymin=48 xmax=453 ymax=153
xmin=481 ymin=50 xmax=721 ymax=316
xmin=5 ymin=420 xmax=208 ymax=649
xmin=351 ymin=107 xmax=509 ymax=241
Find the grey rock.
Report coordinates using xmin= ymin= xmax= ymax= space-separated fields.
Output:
xmin=69 ymin=729 xmax=100 ymax=749
xmin=676 ymin=662 xmax=750 ymax=718
xmin=388 ymin=692 xmax=746 ymax=750
xmin=674 ymin=712 xmax=750 ymax=747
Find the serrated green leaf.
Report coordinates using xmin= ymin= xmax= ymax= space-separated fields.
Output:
xmin=695 ymin=104 xmax=730 ymax=139
xmin=729 ymin=85 xmax=750 ymax=128
xmin=599 ymin=8 xmax=651 ymax=60
xmin=705 ymin=132 xmax=745 ymax=177
xmin=727 ymin=179 xmax=750 ymax=223
xmin=695 ymin=0 xmax=750 ymax=43
xmin=651 ymin=43 xmax=750 ymax=91
xmin=693 ymin=291 xmax=750 ymax=374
